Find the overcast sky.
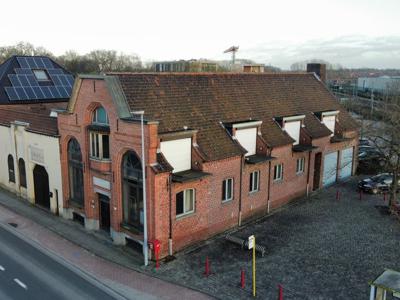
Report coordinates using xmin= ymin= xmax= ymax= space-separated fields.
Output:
xmin=2 ymin=0 xmax=400 ymax=69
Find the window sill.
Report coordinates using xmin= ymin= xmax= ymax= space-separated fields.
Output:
xmin=89 ymin=157 xmax=111 ymax=163
xmin=296 ymin=171 xmax=305 ymax=176
xmin=273 ymin=179 xmax=283 ymax=184
xmin=120 ymin=222 xmax=143 ymax=235
xmin=176 ymin=211 xmax=195 ymax=220
xmin=222 ymin=199 xmax=233 ymax=204
xmin=248 ymin=190 xmax=259 ymax=196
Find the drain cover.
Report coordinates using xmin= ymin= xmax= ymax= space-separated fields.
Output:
xmin=8 ymin=223 xmax=18 ymax=228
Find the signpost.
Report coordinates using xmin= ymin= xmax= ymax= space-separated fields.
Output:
xmin=248 ymin=235 xmax=256 ymax=297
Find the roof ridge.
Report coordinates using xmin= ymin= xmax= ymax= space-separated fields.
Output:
xmin=107 ymin=72 xmax=312 ymax=76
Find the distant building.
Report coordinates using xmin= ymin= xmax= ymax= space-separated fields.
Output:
xmin=357 ymin=76 xmax=400 ymax=93
xmin=154 ymin=60 xmax=218 ymax=72
xmin=243 ymin=64 xmax=264 ymax=73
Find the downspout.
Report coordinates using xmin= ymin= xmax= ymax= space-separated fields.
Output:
xmin=267 ymin=160 xmax=272 ymax=213
xmin=13 ymin=125 xmax=20 ymax=194
xmin=306 ymin=150 xmax=312 ymax=196
xmin=168 ymin=174 xmax=173 ymax=256
xmin=238 ymin=154 xmax=244 ymax=227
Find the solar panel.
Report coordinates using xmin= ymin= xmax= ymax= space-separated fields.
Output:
xmin=8 ymin=75 xmax=21 ymax=86
xmin=17 ymin=57 xmax=29 ymax=69
xmin=42 ymin=58 xmax=53 ymax=69
xmin=9 ymin=57 xmax=74 ymax=101
xmin=15 ymin=68 xmax=33 ymax=75
xmin=5 ymin=87 xmax=19 ymax=101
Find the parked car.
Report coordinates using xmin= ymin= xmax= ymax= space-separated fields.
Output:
xmin=358 ymin=146 xmax=384 ymax=162
xmin=359 ymin=138 xmax=371 ymax=146
xmin=358 ymin=173 xmax=400 ymax=194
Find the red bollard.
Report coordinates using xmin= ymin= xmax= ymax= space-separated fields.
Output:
xmin=240 ymin=269 xmax=245 ymax=289
xmin=204 ymin=256 xmax=210 ymax=277
xmin=278 ymin=284 xmax=283 ymax=300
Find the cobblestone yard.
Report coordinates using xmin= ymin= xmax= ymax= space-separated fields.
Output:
xmin=153 ymin=178 xmax=400 ymax=299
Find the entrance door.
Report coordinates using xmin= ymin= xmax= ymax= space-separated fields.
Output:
xmin=313 ymin=152 xmax=322 ymax=190
xmin=323 ymin=151 xmax=339 ymax=187
xmin=98 ymin=194 xmax=110 ymax=232
xmin=33 ymin=165 xmax=50 ymax=209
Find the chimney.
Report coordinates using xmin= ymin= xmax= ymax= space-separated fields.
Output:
xmin=307 ymin=63 xmax=326 ymax=83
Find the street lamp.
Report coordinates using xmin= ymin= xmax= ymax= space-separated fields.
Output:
xmin=131 ymin=110 xmax=148 ymax=266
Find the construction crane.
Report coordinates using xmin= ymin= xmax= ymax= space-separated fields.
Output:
xmin=223 ymin=46 xmax=239 ymax=66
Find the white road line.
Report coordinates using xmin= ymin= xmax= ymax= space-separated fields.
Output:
xmin=13 ymin=278 xmax=27 ymax=290
xmin=0 ymin=265 xmax=4 ymax=271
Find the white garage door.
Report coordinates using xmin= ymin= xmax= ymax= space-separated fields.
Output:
xmin=339 ymin=147 xmax=353 ymax=180
xmin=323 ymin=151 xmax=338 ymax=186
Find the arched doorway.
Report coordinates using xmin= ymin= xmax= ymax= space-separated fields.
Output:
xmin=122 ymin=151 xmax=143 ymax=232
xmin=33 ymin=165 xmax=50 ymax=209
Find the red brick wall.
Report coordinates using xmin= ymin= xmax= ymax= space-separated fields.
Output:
xmin=58 ymin=77 xmax=359 ymax=258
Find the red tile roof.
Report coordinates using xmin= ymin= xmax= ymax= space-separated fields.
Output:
xmin=116 ymin=72 xmax=357 ymax=161
xmin=0 ymin=108 xmax=58 ymax=136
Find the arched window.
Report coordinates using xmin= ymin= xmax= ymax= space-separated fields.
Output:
xmin=90 ymin=106 xmax=110 ymax=160
xmin=122 ymin=151 xmax=143 ymax=231
xmin=8 ymin=155 xmax=15 ymax=183
xmin=18 ymin=158 xmax=26 ymax=188
xmin=68 ymin=138 xmax=84 ymax=207
xmin=92 ymin=106 xmax=109 ymax=125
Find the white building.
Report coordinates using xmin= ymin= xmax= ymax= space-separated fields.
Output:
xmin=357 ymin=76 xmax=400 ymax=93
xmin=0 ymin=109 xmax=64 ymax=215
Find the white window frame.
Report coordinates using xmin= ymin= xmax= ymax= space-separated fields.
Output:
xmin=296 ymin=157 xmax=305 ymax=174
xmin=222 ymin=178 xmax=234 ymax=202
xmin=274 ymin=164 xmax=283 ymax=181
xmin=176 ymin=189 xmax=195 ymax=217
xmin=90 ymin=132 xmax=110 ymax=160
xmin=249 ymin=171 xmax=260 ymax=193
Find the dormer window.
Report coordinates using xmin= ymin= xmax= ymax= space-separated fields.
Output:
xmin=282 ymin=115 xmax=305 ymax=145
xmin=230 ymin=120 xmax=262 ymax=157
xmin=160 ymin=135 xmax=192 ymax=173
xmin=321 ymin=111 xmax=339 ymax=136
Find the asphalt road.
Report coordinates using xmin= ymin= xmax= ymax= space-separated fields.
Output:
xmin=0 ymin=225 xmax=122 ymax=300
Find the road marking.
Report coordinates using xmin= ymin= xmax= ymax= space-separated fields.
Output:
xmin=0 ymin=265 xmax=4 ymax=271
xmin=13 ymin=279 xmax=27 ymax=290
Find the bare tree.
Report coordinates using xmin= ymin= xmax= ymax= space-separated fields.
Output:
xmin=365 ymin=81 xmax=400 ymax=208
xmin=0 ymin=42 xmax=54 ymax=63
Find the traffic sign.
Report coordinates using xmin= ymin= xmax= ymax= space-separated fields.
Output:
xmin=248 ymin=235 xmax=255 ymax=250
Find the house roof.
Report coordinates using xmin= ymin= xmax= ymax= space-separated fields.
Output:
xmin=0 ymin=56 xmax=74 ymax=105
xmin=0 ymin=108 xmax=58 ymax=136
xmin=111 ymin=72 xmax=357 ymax=161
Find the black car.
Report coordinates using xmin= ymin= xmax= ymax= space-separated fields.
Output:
xmin=358 ymin=173 xmax=399 ymax=194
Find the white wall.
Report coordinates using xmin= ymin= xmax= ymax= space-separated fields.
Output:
xmin=160 ymin=138 xmax=192 ymax=173
xmin=284 ymin=121 xmax=301 ymax=145
xmin=0 ymin=124 xmax=63 ymax=215
xmin=235 ymin=127 xmax=257 ymax=156
xmin=322 ymin=115 xmax=336 ymax=135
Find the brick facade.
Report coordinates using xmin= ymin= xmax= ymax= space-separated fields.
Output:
xmin=58 ymin=76 xmax=358 ymax=259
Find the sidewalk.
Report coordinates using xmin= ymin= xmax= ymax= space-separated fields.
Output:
xmin=0 ymin=188 xmax=212 ymax=300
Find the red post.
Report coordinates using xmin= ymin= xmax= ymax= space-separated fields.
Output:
xmin=278 ymin=284 xmax=283 ymax=300
xmin=241 ymin=269 xmax=245 ymax=289
xmin=204 ymin=256 xmax=210 ymax=277
xmin=383 ymin=193 xmax=387 ymax=202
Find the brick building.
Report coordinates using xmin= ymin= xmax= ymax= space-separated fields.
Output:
xmin=58 ymin=65 xmax=358 ymax=259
